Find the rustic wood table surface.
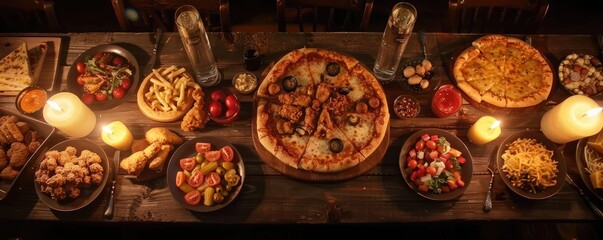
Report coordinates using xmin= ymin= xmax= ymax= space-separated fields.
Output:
xmin=0 ymin=32 xmax=602 ymax=224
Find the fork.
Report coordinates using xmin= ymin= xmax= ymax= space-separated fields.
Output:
xmin=483 ymin=156 xmax=496 ymax=212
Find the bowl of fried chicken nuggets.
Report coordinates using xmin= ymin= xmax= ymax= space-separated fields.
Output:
xmin=33 ymin=139 xmax=108 ymax=211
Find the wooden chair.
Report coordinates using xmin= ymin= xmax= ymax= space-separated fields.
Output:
xmin=0 ymin=0 xmax=62 ymax=32
xmin=111 ymin=0 xmax=231 ymax=32
xmin=446 ymin=0 xmax=549 ymax=34
xmin=276 ymin=0 xmax=374 ymax=32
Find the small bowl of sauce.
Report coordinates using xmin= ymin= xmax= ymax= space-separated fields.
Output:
xmin=431 ymin=84 xmax=462 ymax=118
xmin=233 ymin=71 xmax=258 ymax=94
xmin=394 ymin=95 xmax=420 ymax=118
xmin=16 ymin=86 xmax=48 ymax=115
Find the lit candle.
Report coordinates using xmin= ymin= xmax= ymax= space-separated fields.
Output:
xmin=42 ymin=92 xmax=96 ymax=138
xmin=541 ymin=95 xmax=603 ymax=144
xmin=467 ymin=116 xmax=501 ymax=145
xmin=101 ymin=121 xmax=133 ymax=151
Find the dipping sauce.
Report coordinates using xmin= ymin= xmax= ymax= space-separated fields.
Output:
xmin=431 ymin=84 xmax=462 ymax=118
xmin=233 ymin=72 xmax=258 ymax=94
xmin=393 ymin=95 xmax=420 ymax=118
xmin=16 ymin=86 xmax=48 ymax=114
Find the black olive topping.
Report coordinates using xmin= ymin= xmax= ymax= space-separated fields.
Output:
xmin=337 ymin=86 xmax=351 ymax=95
xmin=328 ymin=138 xmax=344 ymax=153
xmin=281 ymin=76 xmax=298 ymax=92
xmin=326 ymin=62 xmax=340 ymax=76
xmin=346 ymin=115 xmax=360 ymax=126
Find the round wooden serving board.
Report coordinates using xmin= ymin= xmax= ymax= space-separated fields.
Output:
xmin=251 ymin=100 xmax=389 ymax=182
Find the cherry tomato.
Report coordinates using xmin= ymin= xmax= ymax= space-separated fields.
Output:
xmin=225 ymin=107 xmax=238 ymax=118
xmin=415 ymin=140 xmax=425 ymax=151
xmin=407 ymin=159 xmax=418 ymax=170
xmin=187 ymin=171 xmax=204 ymax=188
xmin=426 ymin=165 xmax=437 ymax=176
xmin=457 ymin=156 xmax=466 ymax=165
xmin=81 ymin=93 xmax=95 ymax=105
xmin=184 ymin=190 xmax=201 ymax=205
xmin=77 ymin=75 xmax=86 ymax=85
xmin=210 ymin=90 xmax=226 ymax=102
xmin=204 ymin=150 xmax=221 ymax=162
xmin=426 ymin=140 xmax=437 ymax=150
xmin=208 ymin=101 xmax=223 ymax=117
xmin=179 ymin=157 xmax=196 ymax=171
xmin=94 ymin=52 xmax=105 ymax=60
xmin=195 ymin=142 xmax=212 ymax=154
xmin=76 ymin=62 xmax=86 ymax=74
xmin=120 ymin=78 xmax=131 ymax=89
xmin=428 ymin=151 xmax=439 ymax=161
xmin=112 ymin=87 xmax=125 ymax=99
xmin=112 ymin=55 xmax=125 ymax=66
xmin=225 ymin=94 xmax=239 ymax=109
xmin=175 ymin=171 xmax=187 ymax=187
xmin=220 ymin=146 xmax=235 ymax=162
xmin=204 ymin=172 xmax=221 ymax=187
xmin=95 ymin=92 xmax=108 ymax=102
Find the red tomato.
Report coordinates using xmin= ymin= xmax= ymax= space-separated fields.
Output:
xmin=456 ymin=178 xmax=465 ymax=188
xmin=120 ymin=78 xmax=131 ymax=89
xmin=457 ymin=156 xmax=466 ymax=165
xmin=112 ymin=55 xmax=125 ymax=66
xmin=210 ymin=90 xmax=226 ymax=102
xmin=95 ymin=92 xmax=108 ymax=102
xmin=76 ymin=62 xmax=86 ymax=74
xmin=195 ymin=142 xmax=212 ymax=154
xmin=426 ymin=140 xmax=437 ymax=150
xmin=81 ymin=93 xmax=95 ymax=105
xmin=175 ymin=171 xmax=187 ymax=187
xmin=407 ymin=159 xmax=418 ymax=170
xmin=208 ymin=101 xmax=223 ymax=117
xmin=204 ymin=172 xmax=221 ymax=187
xmin=187 ymin=171 xmax=204 ymax=188
xmin=426 ymin=165 xmax=437 ymax=176
xmin=225 ymin=94 xmax=239 ymax=109
xmin=204 ymin=150 xmax=221 ymax=162
xmin=184 ymin=190 xmax=201 ymax=205
xmin=94 ymin=52 xmax=105 ymax=60
xmin=428 ymin=151 xmax=439 ymax=161
xmin=415 ymin=140 xmax=425 ymax=150
xmin=220 ymin=146 xmax=235 ymax=162
xmin=225 ymin=107 xmax=238 ymax=118
xmin=77 ymin=75 xmax=86 ymax=85
xmin=179 ymin=157 xmax=196 ymax=171
xmin=112 ymin=87 xmax=125 ymax=99
xmin=445 ymin=160 xmax=453 ymax=170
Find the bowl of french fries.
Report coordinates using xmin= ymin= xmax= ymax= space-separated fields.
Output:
xmin=137 ymin=65 xmax=200 ymax=122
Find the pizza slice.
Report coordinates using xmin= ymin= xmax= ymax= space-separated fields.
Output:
xmin=0 ymin=42 xmax=33 ymax=91
xmin=481 ymin=78 xmax=508 ymax=107
xmin=28 ymin=42 xmax=48 ymax=85
xmin=256 ymin=99 xmax=310 ymax=169
xmin=257 ymin=48 xmax=313 ymax=99
xmin=504 ymin=79 xmax=546 ymax=108
xmin=472 ymin=34 xmax=508 ymax=73
xmin=504 ymin=37 xmax=539 ymax=76
xmin=455 ymin=47 xmax=503 ymax=82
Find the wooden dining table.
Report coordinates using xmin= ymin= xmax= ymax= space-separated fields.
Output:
xmin=0 ymin=31 xmax=602 ymax=225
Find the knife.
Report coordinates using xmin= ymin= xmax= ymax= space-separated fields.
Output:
xmin=565 ymin=173 xmax=603 ymax=218
xmin=103 ymin=150 xmax=120 ymax=218
xmin=144 ymin=27 xmax=164 ymax=76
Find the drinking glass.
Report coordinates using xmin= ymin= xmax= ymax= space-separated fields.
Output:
xmin=373 ymin=2 xmax=417 ymax=84
xmin=175 ymin=5 xmax=221 ymax=87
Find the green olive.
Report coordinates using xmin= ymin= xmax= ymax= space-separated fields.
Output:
xmin=281 ymin=76 xmax=298 ymax=92
xmin=215 ymin=185 xmax=225 ymax=194
xmin=221 ymin=161 xmax=235 ymax=171
xmin=213 ymin=192 xmax=225 ymax=203
xmin=215 ymin=166 xmax=226 ymax=176
xmin=326 ymin=62 xmax=340 ymax=76
xmin=328 ymin=138 xmax=344 ymax=153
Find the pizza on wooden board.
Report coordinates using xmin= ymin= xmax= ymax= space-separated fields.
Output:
xmin=453 ymin=34 xmax=553 ymax=108
xmin=255 ymin=48 xmax=389 ymax=173
xmin=0 ymin=43 xmax=33 ymax=91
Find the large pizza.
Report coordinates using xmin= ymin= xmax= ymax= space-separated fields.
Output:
xmin=453 ymin=34 xmax=553 ymax=108
xmin=255 ymin=48 xmax=389 ymax=173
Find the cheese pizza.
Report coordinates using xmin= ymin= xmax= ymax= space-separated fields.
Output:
xmin=453 ymin=34 xmax=553 ymax=108
xmin=0 ymin=43 xmax=33 ymax=91
xmin=255 ymin=48 xmax=389 ymax=173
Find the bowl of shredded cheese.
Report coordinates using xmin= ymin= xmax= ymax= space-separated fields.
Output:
xmin=232 ymin=71 xmax=257 ymax=94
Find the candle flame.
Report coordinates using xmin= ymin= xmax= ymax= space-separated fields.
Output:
xmin=46 ymin=100 xmax=62 ymax=112
xmin=489 ymin=120 xmax=501 ymax=130
xmin=102 ymin=126 xmax=113 ymax=135
xmin=583 ymin=107 xmax=603 ymax=118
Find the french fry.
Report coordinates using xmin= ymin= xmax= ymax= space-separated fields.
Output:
xmin=144 ymin=66 xmax=199 ymax=113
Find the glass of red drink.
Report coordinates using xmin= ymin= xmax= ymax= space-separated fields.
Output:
xmin=431 ymin=84 xmax=462 ymax=118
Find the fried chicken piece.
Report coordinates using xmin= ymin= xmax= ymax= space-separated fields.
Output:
xmin=7 ymin=142 xmax=29 ymax=168
xmin=39 ymin=156 xmax=58 ymax=171
xmin=303 ymin=107 xmax=318 ymax=135
xmin=0 ymin=166 xmax=19 ymax=180
xmin=1 ymin=120 xmax=24 ymax=142
xmin=45 ymin=173 xmax=67 ymax=188
xmin=81 ymin=175 xmax=92 ymax=188
xmin=81 ymin=150 xmax=102 ymax=165
xmin=278 ymin=92 xmax=312 ymax=107
xmin=0 ymin=148 xmax=7 ymax=170
xmin=34 ymin=168 xmax=51 ymax=183
xmin=89 ymin=162 xmax=103 ymax=174
xmin=142 ymin=141 xmax=162 ymax=159
xmin=57 ymin=146 xmax=77 ymax=166
xmin=90 ymin=173 xmax=103 ymax=185
xmin=23 ymin=130 xmax=40 ymax=145
xmin=28 ymin=141 xmax=41 ymax=154
xmin=120 ymin=151 xmax=147 ymax=176
xmin=66 ymin=185 xmax=81 ymax=199
xmin=181 ymin=88 xmax=210 ymax=132
xmin=315 ymin=83 xmax=332 ymax=103
xmin=16 ymin=122 xmax=29 ymax=134
xmin=130 ymin=139 xmax=150 ymax=152
xmin=148 ymin=144 xmax=172 ymax=171
xmin=277 ymin=104 xmax=302 ymax=122
xmin=145 ymin=127 xmax=183 ymax=145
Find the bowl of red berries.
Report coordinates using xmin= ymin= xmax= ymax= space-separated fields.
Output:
xmin=206 ymin=89 xmax=240 ymax=124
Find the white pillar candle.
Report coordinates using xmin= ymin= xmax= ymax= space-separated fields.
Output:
xmin=468 ymin=116 xmax=501 ymax=145
xmin=101 ymin=121 xmax=133 ymax=151
xmin=541 ymin=95 xmax=603 ymax=144
xmin=42 ymin=92 xmax=96 ymax=138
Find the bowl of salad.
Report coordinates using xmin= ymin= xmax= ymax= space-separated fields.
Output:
xmin=399 ymin=128 xmax=473 ymax=201
xmin=67 ymin=44 xmax=139 ymax=111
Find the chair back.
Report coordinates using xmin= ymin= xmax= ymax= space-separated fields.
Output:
xmin=112 ymin=0 xmax=230 ymax=32
xmin=276 ymin=0 xmax=374 ymax=32
xmin=446 ymin=0 xmax=549 ymax=34
xmin=0 ymin=0 xmax=62 ymax=32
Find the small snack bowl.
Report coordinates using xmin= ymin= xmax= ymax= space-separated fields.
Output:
xmin=16 ymin=86 xmax=48 ymax=115
xmin=232 ymin=71 xmax=258 ymax=94
xmin=393 ymin=95 xmax=420 ymax=118
xmin=206 ymin=89 xmax=241 ymax=124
